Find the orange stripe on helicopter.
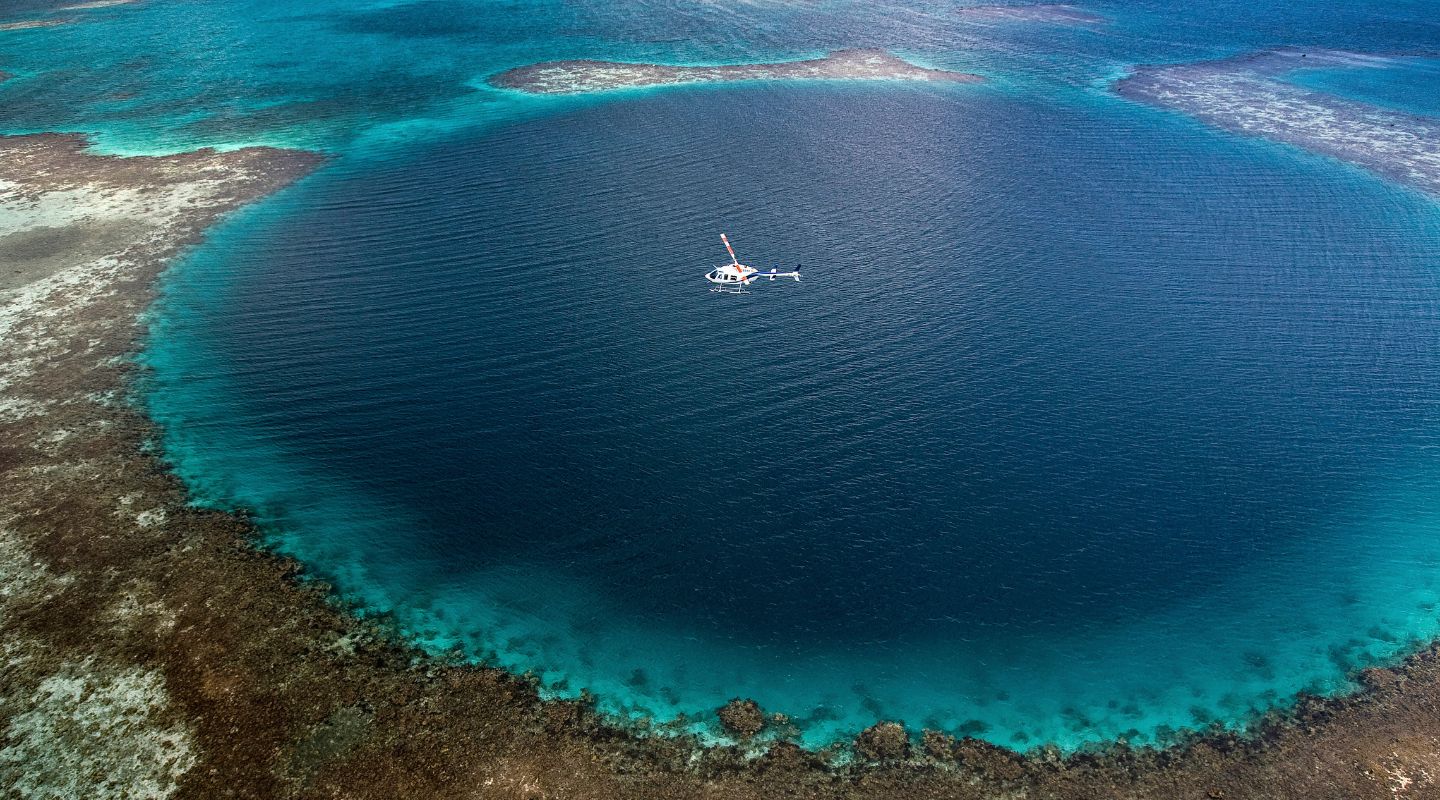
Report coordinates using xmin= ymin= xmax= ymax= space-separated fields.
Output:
xmin=721 ymin=233 xmax=740 ymax=267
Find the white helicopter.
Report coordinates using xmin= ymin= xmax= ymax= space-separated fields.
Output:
xmin=705 ymin=233 xmax=801 ymax=293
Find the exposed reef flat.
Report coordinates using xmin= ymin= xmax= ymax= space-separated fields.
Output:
xmin=6 ymin=132 xmax=1440 ymax=797
xmin=0 ymin=0 xmax=137 ymax=31
xmin=58 ymin=0 xmax=141 ymax=9
xmin=1117 ymin=48 xmax=1440 ymax=197
xmin=490 ymin=49 xmax=982 ymax=95
xmin=0 ymin=133 xmax=322 ymax=798
xmin=954 ymin=4 xmax=1106 ymax=25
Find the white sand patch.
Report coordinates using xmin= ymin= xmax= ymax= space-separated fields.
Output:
xmin=85 ymin=389 xmax=122 ymax=407
xmin=0 ymin=396 xmax=50 ymax=421
xmin=0 ymin=171 xmax=260 ymax=329
xmin=1376 ymin=748 xmax=1439 ymax=797
xmin=116 ymin=494 xmax=167 ymax=528
xmin=40 ymin=427 xmax=73 ymax=445
xmin=1 ymin=634 xmax=40 ymax=675
xmin=480 ymin=758 xmax=548 ymax=796
xmin=0 ymin=255 xmax=126 ymax=343
xmin=135 ymin=508 xmax=166 ymax=528
xmin=0 ymin=186 xmax=150 ymax=236
xmin=0 ymin=661 xmax=197 ymax=800
xmin=103 ymin=586 xmax=179 ymax=637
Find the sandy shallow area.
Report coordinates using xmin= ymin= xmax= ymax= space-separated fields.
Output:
xmin=58 ymin=0 xmax=142 ymax=9
xmin=0 ymin=0 xmax=138 ymax=31
xmin=0 ymin=20 xmax=71 ymax=31
xmin=491 ymin=49 xmax=982 ymax=95
xmin=4 ymin=132 xmax=1440 ymax=798
xmin=1118 ymin=48 xmax=1440 ymax=198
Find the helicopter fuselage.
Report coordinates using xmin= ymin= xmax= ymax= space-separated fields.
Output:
xmin=705 ymin=264 xmax=757 ymax=286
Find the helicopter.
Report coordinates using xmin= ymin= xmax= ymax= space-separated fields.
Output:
xmin=705 ymin=233 xmax=801 ymax=293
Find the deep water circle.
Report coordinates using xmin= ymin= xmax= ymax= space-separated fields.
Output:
xmin=146 ymin=84 xmax=1440 ymax=750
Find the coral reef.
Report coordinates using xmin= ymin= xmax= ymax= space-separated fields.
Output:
xmin=719 ymin=699 xmax=767 ymax=739
xmin=491 ymin=49 xmax=981 ymax=94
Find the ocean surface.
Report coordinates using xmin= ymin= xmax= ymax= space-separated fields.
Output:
xmin=6 ymin=0 xmax=1440 ymax=751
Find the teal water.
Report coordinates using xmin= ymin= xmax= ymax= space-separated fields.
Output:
xmin=1288 ymin=58 xmax=1440 ymax=118
xmin=8 ymin=0 xmax=1440 ymax=752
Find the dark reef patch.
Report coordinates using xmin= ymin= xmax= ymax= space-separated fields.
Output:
xmin=719 ymin=698 xmax=767 ymax=739
xmin=854 ymin=722 xmax=911 ymax=762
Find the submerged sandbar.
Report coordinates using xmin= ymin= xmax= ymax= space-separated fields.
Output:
xmin=1117 ymin=49 xmax=1440 ymax=197
xmin=491 ymin=49 xmax=982 ymax=95
xmin=58 ymin=0 xmax=141 ymax=9
xmin=0 ymin=19 xmax=70 ymax=31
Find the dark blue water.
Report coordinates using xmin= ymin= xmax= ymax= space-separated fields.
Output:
xmin=144 ymin=82 xmax=1440 ymax=748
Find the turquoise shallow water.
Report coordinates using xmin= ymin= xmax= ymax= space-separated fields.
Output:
xmin=8 ymin=0 xmax=1440 ymax=752
xmin=1288 ymin=58 xmax=1440 ymax=118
